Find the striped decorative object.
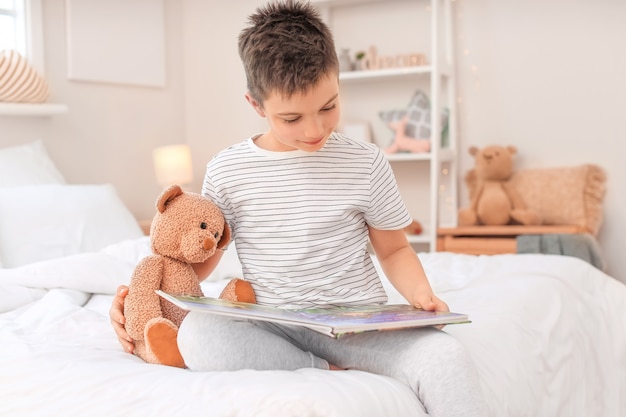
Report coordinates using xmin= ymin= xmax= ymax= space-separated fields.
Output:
xmin=0 ymin=50 xmax=49 ymax=103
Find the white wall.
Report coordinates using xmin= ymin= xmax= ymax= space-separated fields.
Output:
xmin=181 ymin=1 xmax=266 ymax=177
xmin=1 ymin=0 xmax=623 ymax=282
xmin=453 ymin=0 xmax=625 ymax=282
xmin=1 ymin=0 xmax=186 ymax=221
xmin=182 ymin=0 xmax=626 ymax=281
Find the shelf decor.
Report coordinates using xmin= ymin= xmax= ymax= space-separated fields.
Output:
xmin=357 ymin=45 xmax=428 ymax=72
xmin=0 ymin=50 xmax=49 ymax=104
xmin=339 ymin=120 xmax=372 ymax=143
xmin=379 ymin=89 xmax=431 ymax=154
xmin=338 ymin=48 xmax=354 ymax=72
xmin=315 ymin=0 xmax=459 ymax=251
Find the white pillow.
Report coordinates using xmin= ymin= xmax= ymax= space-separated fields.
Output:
xmin=0 ymin=140 xmax=66 ymax=186
xmin=0 ymin=184 xmax=144 ymax=268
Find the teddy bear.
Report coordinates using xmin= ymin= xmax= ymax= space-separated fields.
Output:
xmin=124 ymin=184 xmax=255 ymax=368
xmin=404 ymin=219 xmax=423 ymax=235
xmin=458 ymin=145 xmax=542 ymax=226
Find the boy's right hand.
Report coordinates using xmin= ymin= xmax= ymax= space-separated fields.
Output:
xmin=110 ymin=285 xmax=135 ymax=353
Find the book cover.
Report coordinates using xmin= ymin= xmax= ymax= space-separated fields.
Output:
xmin=157 ymin=290 xmax=470 ymax=338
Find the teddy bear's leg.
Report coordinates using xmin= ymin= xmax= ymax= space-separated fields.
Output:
xmin=220 ymin=278 xmax=257 ymax=304
xmin=145 ymin=317 xmax=185 ymax=368
xmin=510 ymin=209 xmax=542 ymax=226
xmin=458 ymin=208 xmax=478 ymax=226
xmin=133 ymin=341 xmax=149 ymax=363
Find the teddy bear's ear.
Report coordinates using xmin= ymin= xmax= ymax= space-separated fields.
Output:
xmin=156 ymin=185 xmax=184 ymax=213
xmin=217 ymin=221 xmax=231 ymax=250
xmin=506 ymin=145 xmax=518 ymax=156
xmin=468 ymin=146 xmax=479 ymax=156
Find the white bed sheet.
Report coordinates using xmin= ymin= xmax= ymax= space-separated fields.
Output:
xmin=1 ymin=237 xmax=624 ymax=417
xmin=0 ymin=289 xmax=422 ymax=417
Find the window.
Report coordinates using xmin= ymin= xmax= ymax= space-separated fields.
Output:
xmin=0 ymin=0 xmax=27 ymax=55
xmin=0 ymin=0 xmax=45 ymax=73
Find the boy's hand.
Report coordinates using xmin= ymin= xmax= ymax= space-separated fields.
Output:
xmin=414 ymin=292 xmax=449 ymax=313
xmin=413 ymin=292 xmax=450 ymax=330
xmin=110 ymin=285 xmax=135 ymax=353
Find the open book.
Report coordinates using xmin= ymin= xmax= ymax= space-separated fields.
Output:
xmin=157 ymin=290 xmax=470 ymax=338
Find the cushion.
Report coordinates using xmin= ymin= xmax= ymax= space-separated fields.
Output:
xmin=0 ymin=140 xmax=66 ymax=186
xmin=379 ymin=89 xmax=431 ymax=141
xmin=508 ymin=164 xmax=606 ymax=235
xmin=0 ymin=184 xmax=144 ymax=268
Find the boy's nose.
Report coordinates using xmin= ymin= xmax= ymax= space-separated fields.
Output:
xmin=304 ymin=118 xmax=324 ymax=138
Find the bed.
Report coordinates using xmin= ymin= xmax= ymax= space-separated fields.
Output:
xmin=1 ymin=141 xmax=625 ymax=417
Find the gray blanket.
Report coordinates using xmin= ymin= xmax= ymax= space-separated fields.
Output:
xmin=516 ymin=233 xmax=605 ymax=270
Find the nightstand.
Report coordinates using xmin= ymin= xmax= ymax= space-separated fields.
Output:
xmin=437 ymin=225 xmax=585 ymax=255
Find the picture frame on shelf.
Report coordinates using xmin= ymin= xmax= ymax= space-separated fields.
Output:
xmin=339 ymin=120 xmax=372 ymax=143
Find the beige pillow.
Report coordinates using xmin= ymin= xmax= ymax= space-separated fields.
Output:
xmin=508 ymin=164 xmax=606 ymax=235
xmin=0 ymin=50 xmax=49 ymax=103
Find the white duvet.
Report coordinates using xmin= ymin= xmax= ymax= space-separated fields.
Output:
xmin=1 ymin=237 xmax=624 ymax=417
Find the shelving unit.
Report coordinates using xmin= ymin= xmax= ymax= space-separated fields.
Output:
xmin=313 ymin=0 xmax=458 ymax=251
xmin=0 ymin=102 xmax=68 ymax=116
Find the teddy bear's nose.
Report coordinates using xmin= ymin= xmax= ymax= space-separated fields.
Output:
xmin=203 ymin=238 xmax=215 ymax=251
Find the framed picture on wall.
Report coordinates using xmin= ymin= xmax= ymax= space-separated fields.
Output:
xmin=66 ymin=0 xmax=166 ymax=88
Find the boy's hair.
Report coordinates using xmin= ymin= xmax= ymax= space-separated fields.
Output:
xmin=238 ymin=0 xmax=339 ymax=105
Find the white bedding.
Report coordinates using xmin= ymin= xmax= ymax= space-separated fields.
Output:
xmin=1 ymin=142 xmax=624 ymax=416
xmin=1 ymin=237 xmax=624 ymax=417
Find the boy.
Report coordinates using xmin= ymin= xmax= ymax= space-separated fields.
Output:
xmin=111 ymin=1 xmax=485 ymax=415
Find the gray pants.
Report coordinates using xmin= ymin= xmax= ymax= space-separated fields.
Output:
xmin=178 ymin=312 xmax=485 ymax=417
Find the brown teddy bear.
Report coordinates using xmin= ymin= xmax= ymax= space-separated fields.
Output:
xmin=124 ymin=184 xmax=255 ymax=368
xmin=458 ymin=145 xmax=541 ymax=226
xmin=403 ymin=219 xmax=423 ymax=235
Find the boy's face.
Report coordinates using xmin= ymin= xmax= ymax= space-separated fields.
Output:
xmin=246 ymin=74 xmax=340 ymax=152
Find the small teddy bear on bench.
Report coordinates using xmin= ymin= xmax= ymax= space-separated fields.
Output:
xmin=458 ymin=145 xmax=541 ymax=226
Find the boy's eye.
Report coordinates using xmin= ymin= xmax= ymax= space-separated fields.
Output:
xmin=321 ymin=104 xmax=336 ymax=112
xmin=284 ymin=117 xmax=300 ymax=124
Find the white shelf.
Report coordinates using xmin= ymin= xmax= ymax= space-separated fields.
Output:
xmin=0 ymin=102 xmax=68 ymax=116
xmin=385 ymin=147 xmax=455 ymax=162
xmin=312 ymin=0 xmax=388 ymax=6
xmin=339 ymin=65 xmax=450 ymax=82
xmin=340 ymin=66 xmax=430 ymax=81
xmin=385 ymin=152 xmax=431 ymax=162
xmin=319 ymin=0 xmax=458 ymax=252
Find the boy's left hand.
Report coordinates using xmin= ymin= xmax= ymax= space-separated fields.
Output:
xmin=413 ymin=292 xmax=450 ymax=330
xmin=414 ymin=292 xmax=449 ymax=312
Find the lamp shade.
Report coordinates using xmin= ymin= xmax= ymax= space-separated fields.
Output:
xmin=153 ymin=144 xmax=193 ymax=187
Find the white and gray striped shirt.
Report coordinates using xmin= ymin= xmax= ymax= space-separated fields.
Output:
xmin=202 ymin=133 xmax=412 ymax=308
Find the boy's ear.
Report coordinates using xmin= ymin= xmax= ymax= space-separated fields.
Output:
xmin=245 ymin=92 xmax=265 ymax=117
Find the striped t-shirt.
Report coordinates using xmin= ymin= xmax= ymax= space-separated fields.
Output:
xmin=202 ymin=133 xmax=412 ymax=308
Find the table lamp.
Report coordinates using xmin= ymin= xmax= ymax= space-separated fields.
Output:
xmin=153 ymin=144 xmax=193 ymax=187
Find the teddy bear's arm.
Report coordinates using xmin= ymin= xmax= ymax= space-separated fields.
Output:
xmin=468 ymin=182 xmax=485 ymax=211
xmin=503 ymin=181 xmax=542 ymax=225
xmin=464 ymin=169 xmax=477 ymax=201
xmin=124 ymin=255 xmax=165 ymax=341
xmin=503 ymin=181 xmax=529 ymax=210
